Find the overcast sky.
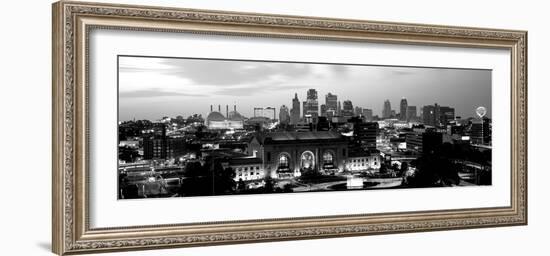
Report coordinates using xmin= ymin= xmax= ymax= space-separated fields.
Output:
xmin=118 ymin=56 xmax=491 ymax=121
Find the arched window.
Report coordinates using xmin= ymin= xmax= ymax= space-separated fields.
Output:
xmin=278 ymin=154 xmax=289 ymax=169
xmin=323 ymin=152 xmax=334 ymax=166
xmin=300 ymin=151 xmax=315 ymax=170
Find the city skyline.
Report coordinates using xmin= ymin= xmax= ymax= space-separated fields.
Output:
xmin=119 ymin=56 xmax=491 ymax=121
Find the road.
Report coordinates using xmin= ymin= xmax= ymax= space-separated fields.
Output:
xmin=292 ymin=180 xmax=347 ymax=192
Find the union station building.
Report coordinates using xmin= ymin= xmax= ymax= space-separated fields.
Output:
xmin=247 ymin=131 xmax=350 ymax=179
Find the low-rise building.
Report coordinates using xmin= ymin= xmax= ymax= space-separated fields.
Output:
xmin=228 ymin=156 xmax=265 ymax=182
xmin=247 ymin=131 xmax=349 ymax=179
xmin=345 ymin=150 xmax=381 ymax=172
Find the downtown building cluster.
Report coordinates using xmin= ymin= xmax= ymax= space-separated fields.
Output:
xmin=117 ymin=88 xmax=492 ymax=199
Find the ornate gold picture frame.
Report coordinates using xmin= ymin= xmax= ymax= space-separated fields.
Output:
xmin=52 ymin=1 xmax=527 ymax=255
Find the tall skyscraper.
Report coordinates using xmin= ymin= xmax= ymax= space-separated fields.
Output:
xmin=320 ymin=104 xmax=327 ymax=117
xmin=337 ymin=101 xmax=342 ymax=115
xmin=325 ymin=93 xmax=338 ymax=119
xmin=363 ymin=109 xmax=373 ymax=121
xmin=422 ymin=103 xmax=454 ymax=127
xmin=354 ymin=106 xmax=363 ymax=117
xmin=439 ymin=106 xmax=455 ymax=125
xmin=350 ymin=118 xmax=379 ymax=151
xmin=290 ymin=93 xmax=301 ymax=125
xmin=303 ymin=89 xmax=319 ymax=122
xmin=342 ymin=100 xmax=354 ymax=118
xmin=279 ymin=105 xmax=290 ymax=125
xmin=406 ymin=106 xmax=417 ymax=122
xmin=400 ymin=98 xmax=408 ymax=121
xmin=325 ymin=93 xmax=338 ymax=110
xmin=422 ymin=104 xmax=439 ymax=126
xmin=383 ymin=100 xmax=392 ymax=119
xmin=471 ymin=117 xmax=491 ymax=145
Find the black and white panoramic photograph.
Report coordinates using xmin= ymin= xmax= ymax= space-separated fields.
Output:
xmin=117 ymin=55 xmax=492 ymax=199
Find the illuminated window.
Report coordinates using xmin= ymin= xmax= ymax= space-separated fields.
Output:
xmin=278 ymin=154 xmax=290 ymax=169
xmin=323 ymin=152 xmax=334 ymax=165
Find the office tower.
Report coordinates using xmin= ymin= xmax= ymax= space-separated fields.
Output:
xmin=350 ymin=118 xmax=379 ymax=151
xmin=303 ymin=89 xmax=319 ymax=123
xmin=325 ymin=93 xmax=338 ymax=110
xmin=290 ymin=93 xmax=301 ymax=125
xmin=279 ymin=105 xmax=290 ymax=125
xmin=400 ymin=98 xmax=408 ymax=121
xmin=342 ymin=100 xmax=354 ymax=118
xmin=406 ymin=106 xmax=417 ymax=122
xmin=320 ymin=104 xmax=327 ymax=117
xmin=471 ymin=117 xmax=491 ymax=145
xmin=422 ymin=103 xmax=454 ymax=127
xmin=439 ymin=106 xmax=455 ymax=126
xmin=363 ymin=109 xmax=373 ymax=121
xmin=354 ymin=106 xmax=363 ymax=117
xmin=383 ymin=100 xmax=392 ymax=119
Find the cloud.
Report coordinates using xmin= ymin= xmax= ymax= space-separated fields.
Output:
xmin=214 ymin=84 xmax=310 ymax=96
xmin=158 ymin=58 xmax=313 ymax=86
xmin=118 ymin=66 xmax=155 ymax=73
xmin=330 ymin=65 xmax=349 ymax=75
xmin=119 ymin=89 xmax=206 ymax=98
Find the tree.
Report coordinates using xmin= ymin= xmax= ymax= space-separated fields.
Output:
xmin=379 ymin=163 xmax=388 ymax=174
xmin=392 ymin=163 xmax=400 ymax=172
xmin=264 ymin=176 xmax=275 ymax=193
xmin=179 ymin=161 xmax=211 ymax=196
xmin=283 ymin=183 xmax=293 ymax=193
xmin=213 ymin=165 xmax=236 ymax=195
xmin=237 ymin=178 xmax=246 ymax=192
xmin=407 ymin=155 xmax=460 ymax=187
xmin=121 ymin=184 xmax=139 ymax=199
xmin=118 ymin=146 xmax=139 ymax=162
xmin=400 ymin=162 xmax=409 ymax=176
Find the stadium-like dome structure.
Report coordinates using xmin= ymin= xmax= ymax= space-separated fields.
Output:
xmin=206 ymin=111 xmax=225 ymax=122
xmin=228 ymin=110 xmax=245 ymax=121
xmin=206 ymin=105 xmax=244 ymax=130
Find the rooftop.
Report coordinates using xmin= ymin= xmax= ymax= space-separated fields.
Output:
xmin=229 ymin=156 xmax=263 ymax=165
xmin=252 ymin=131 xmax=346 ymax=144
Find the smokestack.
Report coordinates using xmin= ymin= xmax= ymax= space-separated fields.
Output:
xmin=226 ymin=105 xmax=229 ymax=118
xmin=218 ymin=105 xmax=221 ymax=112
xmin=210 ymin=105 xmax=213 ymax=112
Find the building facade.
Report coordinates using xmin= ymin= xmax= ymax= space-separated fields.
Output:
xmin=342 ymin=100 xmax=354 ymax=119
xmin=279 ymin=105 xmax=290 ymax=125
xmin=383 ymin=100 xmax=392 ymax=119
xmin=351 ymin=119 xmax=379 ymax=151
xmin=206 ymin=105 xmax=244 ymax=130
xmin=406 ymin=106 xmax=417 ymax=122
xmin=247 ymin=131 xmax=349 ymax=179
xmin=228 ymin=157 xmax=265 ymax=182
xmin=303 ymin=89 xmax=319 ymax=121
xmin=143 ymin=137 xmax=187 ymax=159
xmin=290 ymin=93 xmax=301 ymax=125
xmin=422 ymin=103 xmax=455 ymax=127
xmin=325 ymin=92 xmax=338 ymax=119
xmin=405 ymin=130 xmax=443 ymax=154
xmin=363 ymin=109 xmax=373 ymax=121
xmin=345 ymin=151 xmax=381 ymax=172
xmin=400 ymin=98 xmax=408 ymax=121
xmin=470 ymin=117 xmax=491 ymax=145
